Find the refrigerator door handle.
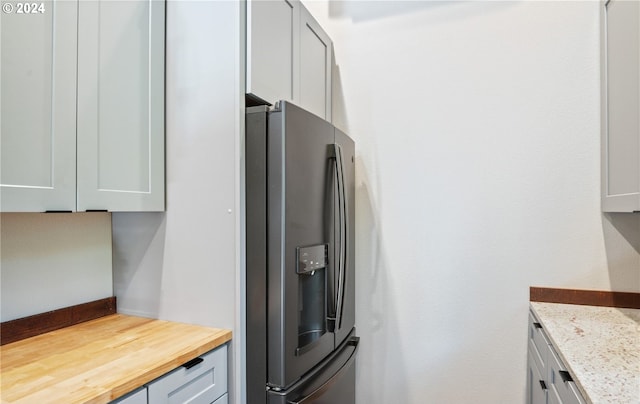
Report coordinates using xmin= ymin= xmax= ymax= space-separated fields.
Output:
xmin=328 ymin=143 xmax=347 ymax=331
xmin=286 ymin=337 xmax=360 ymax=404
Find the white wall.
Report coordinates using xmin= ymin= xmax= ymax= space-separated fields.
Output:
xmin=0 ymin=213 xmax=113 ymax=322
xmin=113 ymin=0 xmax=240 ymax=323
xmin=303 ymin=1 xmax=640 ymax=403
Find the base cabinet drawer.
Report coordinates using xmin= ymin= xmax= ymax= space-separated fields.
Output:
xmin=529 ymin=313 xmax=550 ymax=374
xmin=111 ymin=387 xmax=147 ymax=404
xmin=108 ymin=345 xmax=228 ymax=404
xmin=527 ymin=310 xmax=586 ymax=404
xmin=548 ymin=346 xmax=585 ymax=404
xmin=147 ymin=346 xmax=227 ymax=404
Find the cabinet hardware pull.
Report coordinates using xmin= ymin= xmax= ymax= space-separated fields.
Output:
xmin=559 ymin=370 xmax=573 ymax=383
xmin=182 ymin=357 xmax=204 ymax=369
xmin=539 ymin=380 xmax=547 ymax=390
xmin=533 ymin=322 xmax=543 ymax=329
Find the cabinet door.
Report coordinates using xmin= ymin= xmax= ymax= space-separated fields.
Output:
xmin=247 ymin=0 xmax=300 ymax=105
xmin=528 ymin=313 xmax=550 ymax=375
xmin=527 ymin=352 xmax=547 ymax=404
xmin=299 ymin=6 xmax=332 ymax=121
xmin=77 ymin=0 xmax=165 ymax=212
xmin=602 ymin=0 xmax=640 ymax=212
xmin=147 ymin=346 xmax=227 ymax=404
xmin=0 ymin=0 xmax=77 ymax=212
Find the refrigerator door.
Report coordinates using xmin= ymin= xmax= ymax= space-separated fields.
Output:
xmin=267 ymin=101 xmax=337 ymax=389
xmin=268 ymin=336 xmax=359 ymax=404
xmin=245 ymin=105 xmax=270 ymax=403
xmin=330 ymin=128 xmax=356 ymax=349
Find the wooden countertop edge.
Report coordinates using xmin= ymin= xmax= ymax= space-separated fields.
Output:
xmin=109 ymin=329 xmax=233 ymax=401
xmin=1 ymin=314 xmax=232 ymax=404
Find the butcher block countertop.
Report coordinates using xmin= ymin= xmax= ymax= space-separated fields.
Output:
xmin=530 ymin=302 xmax=640 ymax=404
xmin=0 ymin=314 xmax=232 ymax=404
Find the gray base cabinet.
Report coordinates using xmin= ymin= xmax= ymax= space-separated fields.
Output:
xmin=213 ymin=393 xmax=228 ymax=404
xmin=1 ymin=0 xmax=165 ymax=212
xmin=601 ymin=0 xmax=640 ymax=212
xmin=527 ymin=311 xmax=585 ymax=404
xmin=547 ymin=345 xmax=585 ymax=404
xmin=110 ymin=345 xmax=228 ymax=404
xmin=147 ymin=345 xmax=227 ymax=403
xmin=527 ymin=350 xmax=547 ymax=404
xmin=246 ymin=0 xmax=332 ymax=121
xmin=111 ymin=388 xmax=147 ymax=404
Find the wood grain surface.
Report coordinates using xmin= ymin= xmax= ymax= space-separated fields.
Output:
xmin=0 ymin=297 xmax=117 ymax=345
xmin=0 ymin=314 xmax=232 ymax=404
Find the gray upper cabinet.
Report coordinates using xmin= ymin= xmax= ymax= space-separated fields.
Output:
xmin=246 ymin=0 xmax=300 ymax=106
xmin=246 ymin=0 xmax=332 ymax=121
xmin=299 ymin=5 xmax=332 ymax=122
xmin=1 ymin=0 xmax=165 ymax=212
xmin=601 ymin=0 xmax=640 ymax=212
xmin=77 ymin=0 xmax=165 ymax=211
xmin=1 ymin=1 xmax=78 ymax=212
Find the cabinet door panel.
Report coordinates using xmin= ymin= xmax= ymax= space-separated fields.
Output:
xmin=0 ymin=0 xmax=77 ymax=212
xmin=528 ymin=313 xmax=550 ymax=374
xmin=602 ymin=0 xmax=640 ymax=211
xmin=77 ymin=0 xmax=165 ymax=211
xmin=247 ymin=0 xmax=300 ymax=104
xmin=147 ymin=346 xmax=227 ymax=404
xmin=527 ymin=352 xmax=547 ymax=404
xmin=299 ymin=6 xmax=332 ymax=121
xmin=547 ymin=348 xmax=564 ymax=404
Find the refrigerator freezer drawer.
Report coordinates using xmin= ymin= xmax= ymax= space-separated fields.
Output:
xmin=268 ymin=336 xmax=359 ymax=404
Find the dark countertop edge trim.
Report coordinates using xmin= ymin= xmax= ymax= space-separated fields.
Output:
xmin=530 ymin=287 xmax=640 ymax=309
xmin=0 ymin=296 xmax=117 ymax=345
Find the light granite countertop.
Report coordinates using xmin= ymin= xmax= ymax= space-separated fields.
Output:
xmin=530 ymin=302 xmax=640 ymax=404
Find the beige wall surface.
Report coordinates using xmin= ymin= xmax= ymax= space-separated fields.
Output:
xmin=303 ymin=1 xmax=639 ymax=403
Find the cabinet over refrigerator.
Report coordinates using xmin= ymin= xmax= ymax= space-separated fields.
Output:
xmin=245 ymin=101 xmax=358 ymax=403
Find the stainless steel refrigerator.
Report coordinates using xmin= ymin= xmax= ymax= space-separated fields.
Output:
xmin=246 ymin=101 xmax=358 ymax=404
